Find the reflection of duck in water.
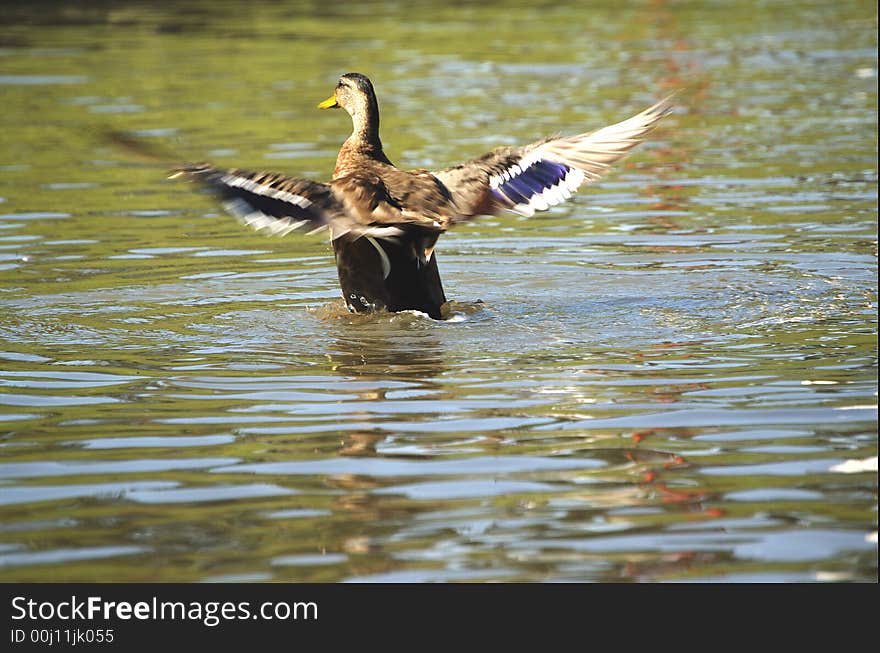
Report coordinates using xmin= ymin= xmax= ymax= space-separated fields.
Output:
xmin=327 ymin=318 xmax=447 ymax=457
xmin=327 ymin=316 xmax=446 ymax=380
xmin=173 ymin=73 xmax=672 ymax=319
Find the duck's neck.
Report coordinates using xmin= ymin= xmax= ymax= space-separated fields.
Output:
xmin=333 ymin=96 xmax=391 ymax=177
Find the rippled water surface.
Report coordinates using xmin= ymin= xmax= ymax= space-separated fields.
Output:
xmin=1 ymin=1 xmax=877 ymax=582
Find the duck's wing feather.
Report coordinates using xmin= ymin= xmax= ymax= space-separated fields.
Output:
xmin=170 ymin=164 xmax=403 ymax=240
xmin=433 ymin=96 xmax=674 ymax=223
xmin=329 ymin=169 xmax=451 ymax=237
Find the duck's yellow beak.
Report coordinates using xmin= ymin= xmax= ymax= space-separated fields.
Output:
xmin=317 ymin=94 xmax=339 ymax=109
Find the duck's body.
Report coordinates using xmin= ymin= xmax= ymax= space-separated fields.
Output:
xmin=174 ymin=73 xmax=672 ymax=318
xmin=334 ymin=231 xmax=446 ymax=318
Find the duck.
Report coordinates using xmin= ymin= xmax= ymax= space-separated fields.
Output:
xmin=172 ymin=73 xmax=673 ymax=319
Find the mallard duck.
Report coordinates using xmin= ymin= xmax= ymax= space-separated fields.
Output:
xmin=173 ymin=73 xmax=672 ymax=319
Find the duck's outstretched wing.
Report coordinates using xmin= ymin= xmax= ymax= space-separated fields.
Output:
xmin=433 ymin=96 xmax=674 ymax=223
xmin=171 ymin=164 xmax=403 ymax=240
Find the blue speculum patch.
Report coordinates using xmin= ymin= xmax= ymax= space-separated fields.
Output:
xmin=492 ymin=159 xmax=572 ymax=206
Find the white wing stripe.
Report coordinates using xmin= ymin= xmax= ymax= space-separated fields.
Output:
xmin=220 ymin=174 xmax=314 ymax=209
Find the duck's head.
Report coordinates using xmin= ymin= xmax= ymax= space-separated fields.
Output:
xmin=318 ymin=73 xmax=378 ymax=121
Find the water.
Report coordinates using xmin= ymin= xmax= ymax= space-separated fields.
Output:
xmin=0 ymin=1 xmax=876 ymax=582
